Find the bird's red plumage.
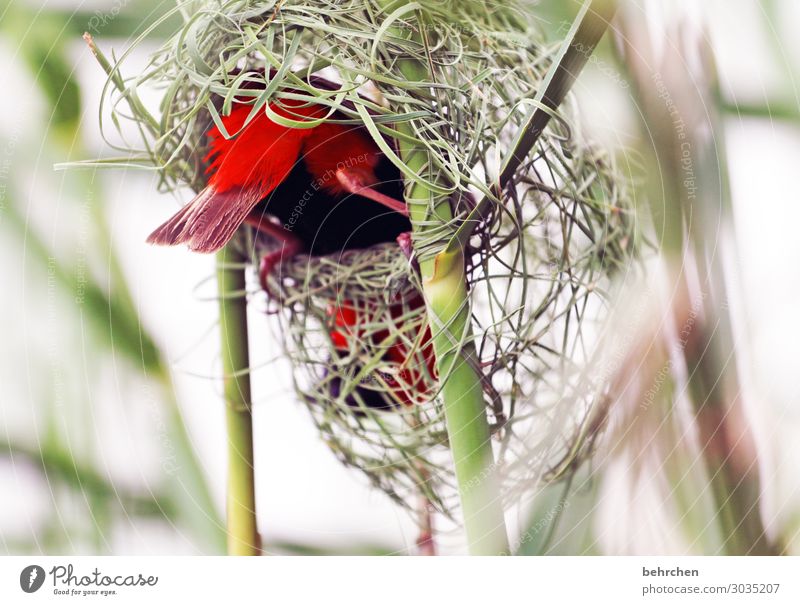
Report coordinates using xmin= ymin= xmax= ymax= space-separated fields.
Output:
xmin=147 ymin=95 xmax=390 ymax=253
xmin=204 ymin=105 xmax=307 ymax=197
xmin=329 ymin=296 xmax=436 ymax=407
xmin=205 ymin=100 xmax=381 ymax=197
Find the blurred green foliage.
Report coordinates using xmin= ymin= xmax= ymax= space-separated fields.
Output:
xmin=0 ymin=0 xmax=223 ymax=554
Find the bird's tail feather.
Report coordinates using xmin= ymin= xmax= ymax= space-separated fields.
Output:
xmin=146 ymin=186 xmax=261 ymax=253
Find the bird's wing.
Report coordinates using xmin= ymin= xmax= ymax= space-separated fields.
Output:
xmin=146 ymin=185 xmax=264 ymax=253
xmin=147 ymin=104 xmax=311 ymax=253
xmin=205 ymin=105 xmax=308 ymax=194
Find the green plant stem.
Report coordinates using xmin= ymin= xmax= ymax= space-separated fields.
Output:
xmin=216 ymin=246 xmax=258 ymax=555
xmin=377 ymin=0 xmax=508 ymax=553
xmin=418 ymin=246 xmax=509 ymax=555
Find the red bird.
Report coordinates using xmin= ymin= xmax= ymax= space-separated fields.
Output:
xmin=148 ymin=83 xmax=435 ymax=409
xmin=148 ymin=91 xmax=410 ymax=280
xmin=328 ymin=292 xmax=437 ymax=409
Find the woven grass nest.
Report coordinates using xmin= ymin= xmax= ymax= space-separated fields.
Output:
xmin=96 ymin=0 xmax=635 ymax=516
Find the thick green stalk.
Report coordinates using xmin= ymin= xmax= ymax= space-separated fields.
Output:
xmin=398 ymin=123 xmax=508 ymax=555
xmin=216 ymin=246 xmax=258 ymax=555
xmin=424 ymin=249 xmax=509 ymax=554
xmin=374 ymin=0 xmax=508 ymax=553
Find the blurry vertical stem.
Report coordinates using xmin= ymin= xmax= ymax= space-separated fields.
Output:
xmin=616 ymin=9 xmax=779 ymax=554
xmin=217 ymin=245 xmax=258 ymax=555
